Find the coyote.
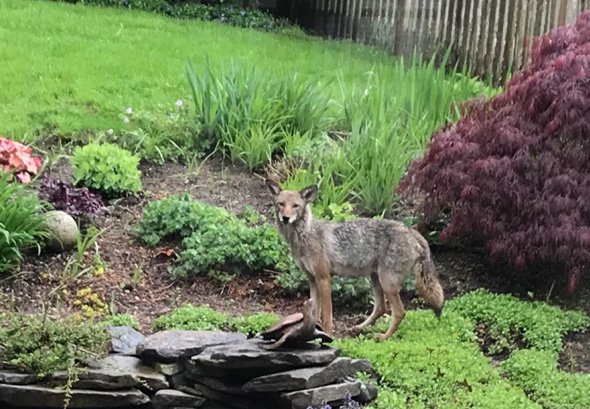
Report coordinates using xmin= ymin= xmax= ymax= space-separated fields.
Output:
xmin=266 ymin=179 xmax=444 ymax=340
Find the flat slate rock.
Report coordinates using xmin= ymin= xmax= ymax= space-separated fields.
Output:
xmin=107 ymin=326 xmax=145 ymax=356
xmin=137 ymin=330 xmax=246 ymax=361
xmin=101 ymin=355 xmax=169 ymax=391
xmin=281 ymin=380 xmax=363 ymax=409
xmin=49 ymin=368 xmax=138 ymax=391
xmin=0 ymin=383 xmax=149 ymax=408
xmin=192 ymin=339 xmax=340 ymax=372
xmin=242 ymin=357 xmax=372 ymax=392
xmin=152 ymin=389 xmax=206 ymax=409
xmin=0 ymin=370 xmax=38 ymax=385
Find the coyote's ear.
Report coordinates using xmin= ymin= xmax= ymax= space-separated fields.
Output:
xmin=266 ymin=179 xmax=282 ymax=196
xmin=299 ymin=185 xmax=318 ymax=203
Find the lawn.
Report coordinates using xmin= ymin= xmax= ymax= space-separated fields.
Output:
xmin=1 ymin=0 xmax=407 ymax=138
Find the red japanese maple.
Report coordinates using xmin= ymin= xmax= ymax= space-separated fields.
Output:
xmin=398 ymin=12 xmax=590 ymax=293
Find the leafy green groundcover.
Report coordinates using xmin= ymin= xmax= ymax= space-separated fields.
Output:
xmin=336 ymin=291 xmax=589 ymax=409
xmin=0 ymin=312 xmax=109 ymax=377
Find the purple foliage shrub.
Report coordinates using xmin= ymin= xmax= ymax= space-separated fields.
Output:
xmin=39 ymin=174 xmax=106 ymax=217
xmin=398 ymin=12 xmax=590 ymax=293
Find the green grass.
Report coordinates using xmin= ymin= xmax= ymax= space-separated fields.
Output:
xmin=1 ymin=0 xmax=412 ymax=139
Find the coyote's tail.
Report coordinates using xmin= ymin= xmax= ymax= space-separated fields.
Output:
xmin=412 ymin=232 xmax=445 ymax=318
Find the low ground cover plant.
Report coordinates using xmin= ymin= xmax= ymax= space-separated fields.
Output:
xmin=153 ymin=304 xmax=278 ymax=337
xmin=0 ymin=311 xmax=109 ymax=377
xmin=502 ymin=349 xmax=590 ymax=409
xmin=105 ymin=102 xmax=208 ymax=164
xmin=446 ymin=289 xmax=589 ymax=354
xmin=338 ymin=291 xmax=589 ymax=409
xmin=398 ymin=12 xmax=590 ymax=293
xmin=39 ymin=174 xmax=106 ymax=217
xmin=71 ymin=142 xmax=142 ymax=198
xmin=0 ymin=174 xmax=48 ymax=273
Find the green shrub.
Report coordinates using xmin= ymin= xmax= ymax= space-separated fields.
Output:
xmin=337 ymin=311 xmax=538 ymax=409
xmin=153 ymin=304 xmax=229 ymax=331
xmin=0 ymin=174 xmax=48 ymax=273
xmin=0 ymin=312 xmax=109 ymax=377
xmin=447 ymin=289 xmax=589 ymax=354
xmin=502 ymin=349 xmax=590 ymax=409
xmin=101 ymin=313 xmax=140 ymax=330
xmin=53 ymin=0 xmax=287 ymax=32
xmin=72 ymin=143 xmax=142 ymax=197
xmin=136 ymin=194 xmax=293 ymax=279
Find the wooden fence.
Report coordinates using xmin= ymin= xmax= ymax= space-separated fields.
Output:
xmin=299 ymin=0 xmax=590 ymax=83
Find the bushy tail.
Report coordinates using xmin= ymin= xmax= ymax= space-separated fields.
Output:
xmin=412 ymin=232 xmax=445 ymax=318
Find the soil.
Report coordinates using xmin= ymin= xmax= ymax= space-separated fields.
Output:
xmin=1 ymin=157 xmax=588 ymax=373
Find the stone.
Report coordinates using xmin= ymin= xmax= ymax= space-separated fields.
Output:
xmin=100 ymin=355 xmax=169 ymax=392
xmin=192 ymin=339 xmax=340 ymax=374
xmin=0 ymin=370 xmax=38 ymax=385
xmin=44 ymin=210 xmax=80 ymax=251
xmin=0 ymin=383 xmax=149 ymax=408
xmin=358 ymin=382 xmax=378 ymax=403
xmin=281 ymin=380 xmax=363 ymax=409
xmin=155 ymin=361 xmax=185 ymax=376
xmin=152 ymin=389 xmax=206 ymax=409
xmin=49 ymin=368 xmax=138 ymax=391
xmin=107 ymin=326 xmax=145 ymax=356
xmin=137 ymin=330 xmax=247 ymax=362
xmin=184 ymin=383 xmax=263 ymax=409
xmin=242 ymin=357 xmax=372 ymax=392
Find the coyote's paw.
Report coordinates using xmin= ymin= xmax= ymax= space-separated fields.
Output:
xmin=374 ymin=333 xmax=390 ymax=342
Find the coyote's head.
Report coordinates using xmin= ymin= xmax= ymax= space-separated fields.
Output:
xmin=266 ymin=179 xmax=317 ymax=225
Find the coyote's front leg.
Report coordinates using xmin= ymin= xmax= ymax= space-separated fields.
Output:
xmin=317 ymin=276 xmax=333 ymax=335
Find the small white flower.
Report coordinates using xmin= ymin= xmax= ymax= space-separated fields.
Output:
xmin=126 ymin=107 xmax=133 ymax=115
xmin=175 ymin=99 xmax=184 ymax=108
xmin=363 ymin=88 xmax=369 ymax=97
xmin=106 ymin=128 xmax=114 ymax=136
xmin=123 ymin=116 xmax=130 ymax=124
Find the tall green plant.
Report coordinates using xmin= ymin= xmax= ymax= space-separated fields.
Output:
xmin=0 ymin=174 xmax=48 ymax=273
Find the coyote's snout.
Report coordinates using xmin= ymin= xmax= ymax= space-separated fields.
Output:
xmin=266 ymin=179 xmax=445 ymax=340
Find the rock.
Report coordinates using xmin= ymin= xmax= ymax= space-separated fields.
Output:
xmin=281 ymin=380 xmax=363 ymax=409
xmin=155 ymin=361 xmax=185 ymax=376
xmin=152 ymin=389 xmax=206 ymax=409
xmin=196 ymin=376 xmax=245 ymax=395
xmin=182 ymin=383 xmax=262 ymax=409
xmin=44 ymin=210 xmax=80 ymax=251
xmin=49 ymin=368 xmax=138 ymax=391
xmin=192 ymin=339 xmax=340 ymax=374
xmin=0 ymin=383 xmax=149 ymax=408
xmin=100 ymin=355 xmax=169 ymax=391
xmin=358 ymin=382 xmax=378 ymax=403
xmin=0 ymin=370 xmax=38 ymax=385
xmin=107 ymin=326 xmax=145 ymax=356
xmin=137 ymin=331 xmax=247 ymax=362
xmin=242 ymin=357 xmax=372 ymax=392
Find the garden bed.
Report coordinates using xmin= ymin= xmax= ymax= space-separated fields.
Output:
xmin=1 ymin=156 xmax=588 ymax=367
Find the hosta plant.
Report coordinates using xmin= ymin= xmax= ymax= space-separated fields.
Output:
xmin=72 ymin=142 xmax=142 ymax=198
xmin=399 ymin=12 xmax=590 ymax=293
xmin=0 ymin=137 xmax=42 ymax=183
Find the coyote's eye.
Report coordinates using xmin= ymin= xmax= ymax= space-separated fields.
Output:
xmin=277 ymin=202 xmax=285 ymax=207
xmin=292 ymin=204 xmax=300 ymax=209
